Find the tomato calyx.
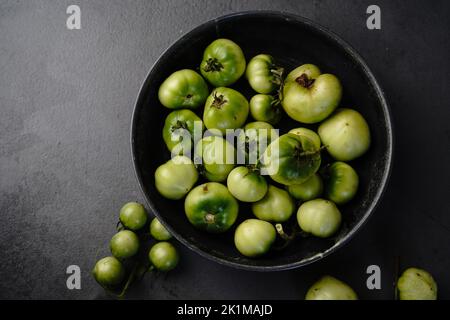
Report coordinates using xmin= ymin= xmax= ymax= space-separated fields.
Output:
xmin=205 ymin=213 xmax=216 ymax=224
xmin=211 ymin=92 xmax=227 ymax=109
xmin=295 ymin=73 xmax=315 ymax=88
xmin=203 ymin=58 xmax=224 ymax=72
xmin=171 ymin=120 xmax=188 ymax=132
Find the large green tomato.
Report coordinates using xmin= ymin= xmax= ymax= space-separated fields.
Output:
xmin=237 ymin=121 xmax=278 ymax=164
xmin=155 ymin=156 xmax=198 ymax=200
xmin=234 ymin=219 xmax=276 ymax=257
xmin=92 ymin=256 xmax=125 ymax=288
xmin=306 ymin=276 xmax=358 ymax=300
xmin=246 ymin=54 xmax=283 ymax=94
xmin=397 ymin=268 xmax=437 ymax=300
xmin=288 ymin=127 xmax=321 ymax=149
xmin=282 ymin=64 xmax=342 ymax=123
xmin=184 ymin=182 xmax=238 ymax=233
xmin=148 ymin=242 xmax=179 ymax=272
xmin=297 ymin=199 xmax=341 ymax=238
xmin=287 ymin=173 xmax=323 ymax=201
xmin=252 ymin=185 xmax=295 ymax=222
xmin=203 ymin=87 xmax=249 ymax=135
xmin=318 ymin=108 xmax=371 ymax=161
xmin=261 ymin=133 xmax=321 ymax=186
xmin=158 ymin=69 xmax=209 ymax=109
xmin=109 ymin=230 xmax=140 ymax=259
xmin=200 ymin=39 xmax=246 ymax=87
xmin=227 ymin=166 xmax=268 ymax=202
xmin=325 ymin=161 xmax=359 ymax=205
xmin=195 ymin=135 xmax=235 ymax=182
xmin=119 ymin=202 xmax=147 ymax=231
xmin=249 ymin=94 xmax=281 ymax=125
xmin=162 ymin=109 xmax=204 ymax=155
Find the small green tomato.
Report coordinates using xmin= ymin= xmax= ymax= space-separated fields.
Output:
xmin=227 ymin=166 xmax=268 ymax=202
xmin=110 ymin=230 xmax=140 ymax=259
xmin=397 ymin=267 xmax=437 ymax=300
xmin=119 ymin=202 xmax=147 ymax=231
xmin=234 ymin=219 xmax=276 ymax=257
xmin=252 ymin=185 xmax=295 ymax=222
xmin=155 ymin=156 xmax=198 ymax=200
xmin=200 ymin=39 xmax=246 ymax=87
xmin=246 ymin=54 xmax=283 ymax=94
xmin=306 ymin=276 xmax=358 ymax=300
xmin=297 ymin=199 xmax=341 ymax=238
xmin=249 ymin=94 xmax=281 ymax=125
xmin=318 ymin=108 xmax=371 ymax=161
xmin=325 ymin=161 xmax=359 ymax=205
xmin=282 ymin=64 xmax=342 ymax=123
xmin=287 ymin=173 xmax=323 ymax=201
xmin=149 ymin=242 xmax=179 ymax=272
xmin=158 ymin=69 xmax=209 ymax=109
xmin=92 ymin=256 xmax=125 ymax=287
xmin=184 ymin=182 xmax=239 ymax=233
xmin=150 ymin=217 xmax=172 ymax=241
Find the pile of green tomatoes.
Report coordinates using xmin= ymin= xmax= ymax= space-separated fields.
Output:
xmin=155 ymin=38 xmax=372 ymax=258
xmin=92 ymin=202 xmax=178 ymax=297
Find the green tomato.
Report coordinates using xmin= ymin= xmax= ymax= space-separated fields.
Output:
xmin=246 ymin=54 xmax=283 ymax=94
xmin=318 ymin=108 xmax=371 ymax=161
xmin=282 ymin=64 xmax=342 ymax=123
xmin=158 ymin=69 xmax=209 ymax=109
xmin=155 ymin=156 xmax=198 ymax=200
xmin=92 ymin=256 xmax=125 ymax=287
xmin=150 ymin=217 xmax=172 ymax=241
xmin=297 ymin=199 xmax=341 ymax=238
xmin=184 ymin=182 xmax=238 ymax=233
xmin=234 ymin=219 xmax=276 ymax=257
xmin=110 ymin=230 xmax=140 ymax=259
xmin=325 ymin=161 xmax=359 ymax=205
xmin=238 ymin=121 xmax=278 ymax=163
xmin=148 ymin=242 xmax=179 ymax=272
xmin=249 ymin=94 xmax=281 ymax=125
xmin=203 ymin=87 xmax=249 ymax=135
xmin=162 ymin=109 xmax=204 ymax=155
xmin=195 ymin=135 xmax=235 ymax=182
xmin=306 ymin=276 xmax=358 ymax=300
xmin=287 ymin=173 xmax=323 ymax=201
xmin=227 ymin=166 xmax=268 ymax=202
xmin=288 ymin=127 xmax=321 ymax=149
xmin=397 ymin=267 xmax=437 ymax=300
xmin=200 ymin=39 xmax=246 ymax=87
xmin=119 ymin=202 xmax=148 ymax=231
xmin=261 ymin=133 xmax=321 ymax=186
xmin=252 ymin=185 xmax=295 ymax=222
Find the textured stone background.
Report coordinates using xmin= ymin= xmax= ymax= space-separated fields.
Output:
xmin=0 ymin=0 xmax=449 ymax=299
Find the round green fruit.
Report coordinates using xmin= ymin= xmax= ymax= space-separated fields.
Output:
xmin=158 ymin=69 xmax=209 ymax=109
xmin=200 ymin=39 xmax=246 ymax=87
xmin=184 ymin=182 xmax=238 ymax=233
xmin=234 ymin=219 xmax=276 ymax=257
xmin=297 ymin=199 xmax=341 ymax=238
xmin=305 ymin=276 xmax=358 ymax=300
xmin=155 ymin=156 xmax=198 ymax=200
xmin=318 ymin=108 xmax=371 ymax=161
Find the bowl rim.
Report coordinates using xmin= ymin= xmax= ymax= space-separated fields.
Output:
xmin=130 ymin=10 xmax=394 ymax=271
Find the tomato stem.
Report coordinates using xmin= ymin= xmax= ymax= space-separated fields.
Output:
xmin=203 ymin=58 xmax=223 ymax=72
xmin=211 ymin=92 xmax=227 ymax=109
xmin=295 ymin=73 xmax=315 ymax=88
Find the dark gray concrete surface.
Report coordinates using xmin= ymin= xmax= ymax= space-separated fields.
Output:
xmin=0 ymin=0 xmax=449 ymax=299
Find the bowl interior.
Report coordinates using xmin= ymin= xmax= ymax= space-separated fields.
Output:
xmin=132 ymin=12 xmax=392 ymax=270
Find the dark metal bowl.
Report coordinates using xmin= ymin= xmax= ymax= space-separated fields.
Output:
xmin=131 ymin=11 xmax=393 ymax=271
